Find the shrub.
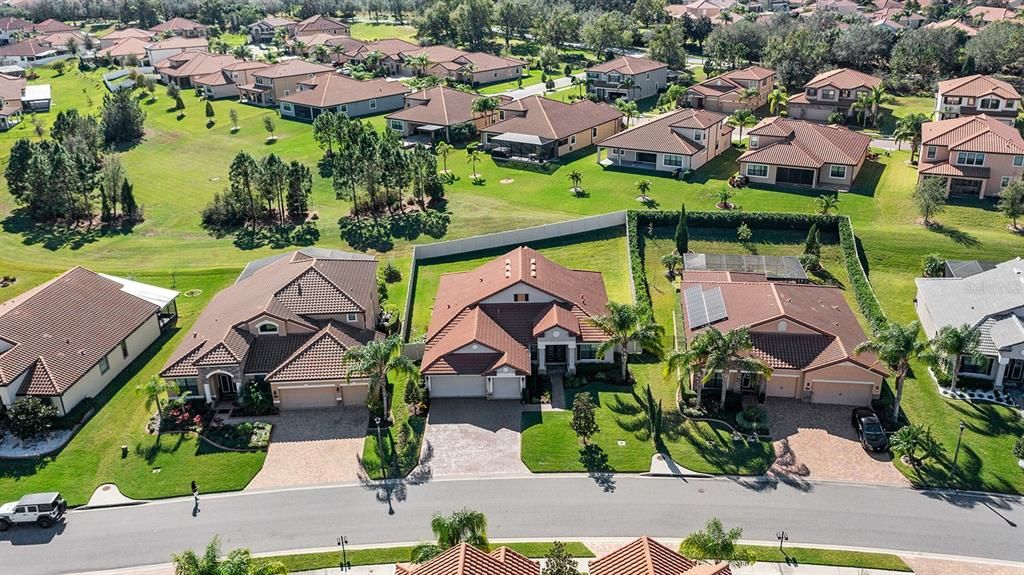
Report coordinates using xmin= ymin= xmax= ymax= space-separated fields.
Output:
xmin=1014 ymin=434 xmax=1024 ymax=460
xmin=205 ymin=422 xmax=272 ymax=449
xmin=827 ymin=111 xmax=846 ymax=124
xmin=736 ymin=405 xmax=768 ymax=431
xmin=736 ymin=222 xmax=752 ymax=243
xmin=381 ymin=260 xmax=402 ymax=283
xmin=798 ymin=253 xmax=820 ymax=272
xmin=5 ymin=397 xmax=58 ymax=439
xmin=237 ymin=380 xmax=274 ymax=416
xmin=448 ymin=121 xmax=477 ymax=144
xmin=922 ymin=253 xmax=945 ymax=278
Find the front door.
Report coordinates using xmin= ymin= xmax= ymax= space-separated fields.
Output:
xmin=216 ymin=373 xmax=236 ymax=397
xmin=545 ymin=345 xmax=567 ymax=364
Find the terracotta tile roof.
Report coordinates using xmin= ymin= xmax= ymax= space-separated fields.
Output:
xmin=159 ymin=52 xmax=241 ymax=79
xmin=740 ymin=117 xmax=870 ymax=167
xmin=150 ymin=17 xmax=207 ymax=33
xmin=921 ymin=114 xmax=1024 ymax=154
xmin=532 ymin=303 xmax=581 ymax=337
xmin=923 ymin=19 xmax=978 ymax=35
xmin=104 ymin=27 xmax=156 ymax=41
xmin=422 ymin=306 xmax=533 ymax=375
xmin=918 ymin=162 xmax=990 ymax=178
xmin=280 ymin=73 xmax=409 ymax=108
xmin=357 ymin=38 xmax=419 ymax=58
xmin=0 ymin=73 xmax=25 ymax=101
xmin=161 ymin=249 xmax=379 ymax=379
xmin=99 ymin=37 xmax=149 ymax=58
xmin=453 ymin=51 xmax=525 ymax=73
xmin=680 ymin=274 xmax=885 ymax=376
xmin=253 ymin=59 xmax=333 ymax=78
xmin=937 ymin=74 xmax=1021 ymax=100
xmin=401 ymin=44 xmax=467 ymax=64
xmin=0 ymin=16 xmax=32 ymax=31
xmin=590 ymin=536 xmax=718 ymax=575
xmin=296 ymin=14 xmax=348 ymax=34
xmin=386 ymin=86 xmax=508 ymax=127
xmin=687 ymin=66 xmax=775 ymax=99
xmin=0 ymin=39 xmax=60 ymax=57
xmin=596 ymin=108 xmax=728 ymax=156
xmin=481 ymin=95 xmax=623 ymax=141
xmin=803 ymin=68 xmax=882 ymax=91
xmin=968 ymin=5 xmax=1015 ymax=22
xmin=0 ymin=268 xmax=172 ymax=396
xmin=396 ymin=543 xmax=539 ymax=575
xmin=148 ymin=36 xmax=208 ymax=51
xmin=588 ymin=55 xmax=667 ymax=75
xmin=33 ymin=19 xmax=77 ymax=33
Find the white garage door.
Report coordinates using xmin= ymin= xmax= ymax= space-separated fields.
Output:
xmin=278 ymin=386 xmax=338 ymax=409
xmin=490 ymin=377 xmax=522 ymax=399
xmin=766 ymin=376 xmax=799 ymax=399
xmin=811 ymin=381 xmax=874 ymax=406
xmin=429 ymin=375 xmax=487 ymax=398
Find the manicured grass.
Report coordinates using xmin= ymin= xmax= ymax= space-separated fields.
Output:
xmin=873 ymin=96 xmax=935 ymax=135
xmin=0 ymin=271 xmax=267 ymax=506
xmin=407 ymin=227 xmax=632 ymax=340
xmin=349 ymin=22 xmax=417 ymax=42
xmin=477 ymin=68 xmax=543 ymax=95
xmin=266 ymin=541 xmax=593 ymax=571
xmin=360 ymin=372 xmax=427 ymax=480
xmin=732 ymin=544 xmax=911 ymax=571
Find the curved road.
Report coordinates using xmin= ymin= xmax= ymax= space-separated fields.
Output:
xmin=1 ymin=474 xmax=1022 ymax=575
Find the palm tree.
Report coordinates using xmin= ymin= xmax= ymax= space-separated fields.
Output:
xmin=893 ymin=116 xmax=915 ymax=151
xmin=899 ymin=113 xmax=930 ymax=163
xmin=635 ymin=178 xmax=652 ymax=202
xmin=406 ymin=53 xmax=431 ymax=76
xmin=471 ymin=96 xmax=499 ymax=123
xmin=342 ymin=334 xmax=418 ymax=420
xmin=927 ymin=324 xmax=982 ymax=392
xmin=569 ymin=170 xmax=583 ymax=194
xmin=868 ymin=85 xmax=891 ymax=127
xmin=467 ymin=145 xmax=482 ymax=178
xmin=667 ymin=327 xmax=772 ymax=405
xmin=815 ymin=193 xmax=840 ymax=215
xmin=591 ymin=301 xmax=665 ymax=381
xmin=728 ymin=109 xmax=757 ymax=141
xmin=173 ymin=537 xmax=286 ymax=575
xmin=411 ymin=508 xmax=489 ymax=562
xmin=738 ymin=86 xmax=760 ymax=106
xmin=767 ymin=85 xmax=788 ymax=116
xmin=435 ymin=140 xmax=453 ymax=173
xmin=232 ymin=45 xmax=251 ymax=61
xmin=854 ymin=320 xmax=926 ymax=422
xmin=136 ymin=376 xmax=177 ymax=427
xmin=615 ymin=98 xmax=639 ymax=127
xmin=622 ymin=75 xmax=636 ymax=100
xmin=851 ymin=92 xmax=874 ymax=127
xmin=312 ymin=44 xmax=329 ymax=63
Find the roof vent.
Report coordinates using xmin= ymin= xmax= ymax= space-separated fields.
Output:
xmin=65 ymin=338 xmax=71 ymax=344
xmin=193 ymin=331 xmax=198 ymax=338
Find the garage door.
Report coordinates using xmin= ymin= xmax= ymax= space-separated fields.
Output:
xmin=811 ymin=381 xmax=874 ymax=406
xmin=429 ymin=376 xmax=486 ymax=398
xmin=490 ymin=377 xmax=522 ymax=399
xmin=277 ymin=386 xmax=338 ymax=409
xmin=766 ymin=376 xmax=799 ymax=399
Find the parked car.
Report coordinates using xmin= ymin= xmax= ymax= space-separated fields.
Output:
xmin=490 ymin=146 xmax=511 ymax=159
xmin=0 ymin=492 xmax=67 ymax=531
xmin=851 ymin=407 xmax=889 ymax=452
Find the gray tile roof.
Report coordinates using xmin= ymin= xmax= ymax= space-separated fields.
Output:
xmin=916 ymin=258 xmax=1024 ymax=336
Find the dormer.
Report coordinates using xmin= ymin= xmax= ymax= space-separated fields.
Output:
xmin=255 ymin=319 xmax=282 ymax=336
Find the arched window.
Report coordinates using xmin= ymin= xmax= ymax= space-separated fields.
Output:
xmin=257 ymin=322 xmax=279 ymax=334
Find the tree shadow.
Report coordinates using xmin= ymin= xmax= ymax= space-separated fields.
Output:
xmin=579 ymin=444 xmax=615 ymax=492
xmin=339 ymin=210 xmax=450 ymax=253
xmin=1 ymin=209 xmax=137 ymax=251
xmin=928 ymin=222 xmax=981 ymax=248
xmin=355 ymin=440 xmax=435 ymax=513
xmin=135 ymin=431 xmax=187 ymax=464
xmin=231 ymin=222 xmax=320 ymax=250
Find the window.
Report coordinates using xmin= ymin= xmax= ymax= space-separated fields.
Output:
xmin=389 ymin=120 xmax=403 ymax=131
xmin=570 ymin=134 xmax=576 ymax=145
xmin=979 ymin=98 xmax=1000 ymax=110
xmin=499 ymin=110 xmax=505 ymax=121
xmin=283 ymin=89 xmax=290 ymax=96
xmin=1002 ymin=176 xmax=1011 ymax=187
xmin=840 ymin=89 xmax=849 ymax=98
xmin=806 ymin=88 xmax=817 ymax=97
xmin=99 ymin=356 xmax=109 ymax=374
xmin=558 ymin=137 xmax=569 ymax=146
xmin=957 ymin=151 xmax=986 ymax=166
xmin=749 ymin=135 xmax=759 ymax=148
xmin=829 ymin=165 xmax=847 ymax=179
xmin=664 ymin=154 xmax=683 ymax=167
xmin=746 ymin=163 xmax=768 ymax=177
xmin=281 ymin=103 xmax=293 ymax=113
xmin=945 ymin=96 xmax=961 ymax=105
xmin=369 ymin=99 xmax=377 ymax=109
xmin=592 ymin=127 xmax=598 ymax=138
xmin=513 ymin=293 xmax=529 ymax=302
xmin=822 ymin=89 xmax=836 ymax=99
xmin=120 ymin=340 xmax=128 ymax=358
xmin=926 ymin=146 xmax=937 ymax=160
xmin=493 ymin=71 xmax=497 ymax=78
xmin=645 ymin=73 xmax=650 ymax=80
xmin=578 ymin=344 xmax=598 ymax=360
xmin=176 ymin=378 xmax=200 ymax=395
xmin=258 ymin=323 xmax=279 ymax=334
xmin=1015 ymin=155 xmax=1024 ymax=167
xmin=961 ymin=355 xmax=992 ymax=375
xmin=346 ymin=313 xmax=357 ymax=322
xmin=529 ymin=344 xmax=538 ymax=362
xmin=339 ymin=104 xmax=347 ymax=114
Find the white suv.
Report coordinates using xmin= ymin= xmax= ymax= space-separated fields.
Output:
xmin=0 ymin=492 xmax=67 ymax=530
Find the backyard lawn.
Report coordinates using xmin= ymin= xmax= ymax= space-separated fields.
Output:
xmin=348 ymin=21 xmax=417 ymax=42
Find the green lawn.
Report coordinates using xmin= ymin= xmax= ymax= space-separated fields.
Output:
xmin=266 ymin=541 xmax=593 ymax=572
xmin=873 ymin=96 xmax=935 ymax=135
xmin=349 ymin=22 xmax=417 ymax=42
xmin=731 ymin=545 xmax=911 ymax=571
xmin=360 ymin=372 xmax=427 ymax=480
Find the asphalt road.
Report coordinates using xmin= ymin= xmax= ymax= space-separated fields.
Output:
xmin=1 ymin=475 xmax=1022 ymax=575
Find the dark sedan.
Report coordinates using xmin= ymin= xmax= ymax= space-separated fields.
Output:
xmin=851 ymin=407 xmax=889 ymax=452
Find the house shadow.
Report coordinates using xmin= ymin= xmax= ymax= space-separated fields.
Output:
xmin=849 ymin=159 xmax=884 ymax=198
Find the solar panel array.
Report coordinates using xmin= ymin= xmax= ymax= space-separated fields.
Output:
xmin=684 ymin=286 xmax=728 ymax=329
xmin=683 ymin=253 xmax=808 ymax=281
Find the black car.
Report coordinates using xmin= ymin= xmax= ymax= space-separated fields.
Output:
xmin=851 ymin=407 xmax=889 ymax=452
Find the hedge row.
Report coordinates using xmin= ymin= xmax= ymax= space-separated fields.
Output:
xmin=626 ymin=210 xmax=886 ymax=335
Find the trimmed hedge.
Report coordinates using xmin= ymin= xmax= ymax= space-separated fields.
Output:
xmin=626 ymin=210 xmax=652 ymax=317
xmin=838 ymin=216 xmax=886 ymax=332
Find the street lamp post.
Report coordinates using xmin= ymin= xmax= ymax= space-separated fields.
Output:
xmin=777 ymin=530 xmax=789 ymax=563
xmin=949 ymin=420 xmax=967 ymax=482
xmin=337 ymin=536 xmax=350 ymax=571
xmin=374 ymin=416 xmax=385 ymax=479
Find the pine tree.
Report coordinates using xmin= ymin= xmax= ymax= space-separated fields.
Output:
xmin=4 ymin=138 xmax=34 ymax=202
xmin=542 ymin=541 xmax=578 ymax=575
xmin=205 ymin=101 xmax=215 ymax=123
xmin=675 ymin=204 xmax=688 ymax=254
xmin=803 ymin=223 xmax=821 ymax=257
xmin=120 ymin=180 xmax=137 ymax=221
xmin=570 ymin=392 xmax=599 ymax=445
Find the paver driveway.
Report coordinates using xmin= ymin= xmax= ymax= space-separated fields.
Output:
xmin=766 ymin=399 xmax=909 ymax=487
xmin=420 ymin=399 xmax=530 ymax=477
xmin=245 ymin=406 xmax=368 ymax=490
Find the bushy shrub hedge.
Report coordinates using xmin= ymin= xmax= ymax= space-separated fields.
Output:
xmin=4 ymin=397 xmax=58 ymax=440
xmin=838 ymin=216 xmax=886 ymax=332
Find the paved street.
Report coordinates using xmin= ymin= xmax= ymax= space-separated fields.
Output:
xmin=1 ymin=475 xmax=1021 ymax=575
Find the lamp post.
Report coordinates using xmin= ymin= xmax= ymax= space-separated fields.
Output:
xmin=949 ymin=420 xmax=967 ymax=481
xmin=374 ymin=416 xmax=385 ymax=479
xmin=777 ymin=530 xmax=789 ymax=563
xmin=337 ymin=536 xmax=350 ymax=571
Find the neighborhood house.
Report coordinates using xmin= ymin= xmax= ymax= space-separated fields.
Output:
xmin=585 ymin=55 xmax=668 ymax=102
xmin=684 ymin=66 xmax=776 ymax=114
xmin=480 ymin=95 xmax=623 ymax=161
xmin=917 ymin=114 xmax=1024 ymax=198
xmin=935 ymin=74 xmax=1020 ymax=125
xmin=595 ymin=108 xmax=732 ymax=173
xmin=386 ymin=86 xmax=510 ymax=144
xmin=787 ymin=67 xmax=883 ymax=122
xmin=278 ymin=73 xmax=409 ymax=120
xmin=237 ymin=59 xmax=334 ymax=107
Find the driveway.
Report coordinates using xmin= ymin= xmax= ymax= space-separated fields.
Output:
xmin=245 ymin=406 xmax=368 ymax=491
xmin=419 ymin=399 xmax=530 ymax=477
xmin=765 ymin=399 xmax=909 ymax=487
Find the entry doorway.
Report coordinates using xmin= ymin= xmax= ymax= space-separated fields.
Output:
xmin=215 ymin=373 xmax=236 ymax=398
xmin=545 ymin=345 xmax=567 ymax=364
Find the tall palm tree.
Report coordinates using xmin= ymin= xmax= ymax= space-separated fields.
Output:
xmin=900 ymin=113 xmax=930 ymax=163
xmin=622 ymin=75 xmax=636 ymax=100
xmin=615 ymin=98 xmax=639 ymax=127
xmin=852 ymin=92 xmax=874 ymax=127
xmin=406 ymin=53 xmax=431 ymax=76
xmin=728 ymin=109 xmax=757 ymax=141
xmin=467 ymin=145 xmax=482 ymax=178
xmin=136 ymin=376 xmax=178 ymax=429
xmin=893 ymin=116 xmax=915 ymax=151
xmin=342 ymin=334 xmax=418 ymax=420
xmin=471 ymin=96 xmax=500 ymax=123
xmin=667 ymin=327 xmax=772 ymax=404
xmin=435 ymin=140 xmax=453 ymax=173
xmin=591 ymin=301 xmax=665 ymax=381
xmin=868 ymin=85 xmax=891 ymax=127
xmin=815 ymin=193 xmax=840 ymax=215
xmin=767 ymin=85 xmax=788 ymax=116
xmin=927 ymin=324 xmax=982 ymax=392
xmin=855 ymin=320 xmax=926 ymax=422
xmin=411 ymin=508 xmax=489 ymax=562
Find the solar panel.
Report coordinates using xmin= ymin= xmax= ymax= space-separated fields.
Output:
xmin=682 ymin=253 xmax=808 ymax=280
xmin=683 ymin=286 xmax=709 ymax=329
xmin=704 ymin=287 xmax=728 ymax=324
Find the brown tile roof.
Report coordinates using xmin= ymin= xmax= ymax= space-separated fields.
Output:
xmin=357 ymin=38 xmax=420 ymax=58
xmin=150 ymin=17 xmax=207 ymax=33
xmin=803 ymin=68 xmax=881 ymax=91
xmin=265 ymin=323 xmax=374 ymax=382
xmin=0 ymin=16 xmax=32 ymax=31
xmin=280 ymin=73 xmax=409 ymax=108
xmin=596 ymin=108 xmax=729 ymax=156
xmin=386 ymin=86 xmax=509 ymax=127
xmin=33 ymin=19 xmax=77 ymax=33
xmin=0 ymin=73 xmax=25 ymax=102
xmin=590 ymin=537 xmax=723 ymax=575
xmin=923 ymin=19 xmax=978 ymax=35
xmin=148 ymin=36 xmax=208 ymax=51
xmin=161 ymin=249 xmax=379 ymax=379
xmin=255 ymin=16 xmax=297 ymax=28
xmin=401 ymin=44 xmax=467 ymax=64
xmin=482 ymin=95 xmax=623 ymax=141
xmin=396 ymin=543 xmax=539 ymax=575
xmin=968 ymin=5 xmax=1015 ymax=22
xmin=98 ymin=37 xmax=149 ymax=58
xmin=296 ymin=14 xmax=349 ymax=34
xmin=104 ymin=27 xmax=156 ymax=41
xmin=588 ymin=55 xmax=667 ymax=75
xmin=159 ymin=52 xmax=241 ymax=79
xmin=740 ymin=117 xmax=870 ymax=167
xmin=687 ymin=66 xmax=775 ymax=98
xmin=921 ymin=114 xmax=1024 ymax=154
xmin=0 ymin=39 xmax=60 ymax=57
xmin=937 ymin=74 xmax=1021 ymax=100
xmin=0 ymin=268 xmax=171 ymax=396
xmin=254 ymin=59 xmax=333 ymax=79
xmin=680 ymin=274 xmax=885 ymax=376
xmin=453 ymin=51 xmax=525 ymax=73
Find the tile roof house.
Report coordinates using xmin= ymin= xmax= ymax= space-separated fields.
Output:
xmin=684 ymin=66 xmax=776 ymax=114
xmin=149 ymin=17 xmax=209 ymax=38
xmin=97 ymin=36 xmax=150 ymax=65
xmin=0 ymin=71 xmax=25 ymax=129
xmin=340 ymin=38 xmax=420 ymax=74
xmin=278 ymin=72 xmax=409 ymax=120
xmin=590 ymin=537 xmax=731 ymax=575
xmin=665 ymin=0 xmax=738 ymax=23
xmin=394 ymin=543 xmax=539 ymax=575
xmin=923 ymin=18 xmax=979 ymax=36
xmin=421 ymin=246 xmax=612 ymax=399
xmin=739 ymin=116 xmax=871 ymax=191
xmin=426 ymin=50 xmax=526 ymax=86
xmin=33 ymin=19 xmax=77 ymax=34
xmin=386 ymin=86 xmax=511 ymax=143
xmin=935 ymin=74 xmax=1021 ymax=125
xmin=681 ymin=269 xmax=886 ymax=405
xmin=294 ymin=14 xmax=350 ymax=37
xmin=968 ymin=5 xmax=1016 ymax=24
xmin=0 ymin=268 xmax=179 ymax=416
xmin=787 ymin=68 xmax=882 ymax=122
xmin=596 ymin=108 xmax=732 ymax=174
xmin=236 ymin=59 xmax=334 ymax=107
xmin=915 ymin=258 xmax=1024 ymax=390
xmin=160 ymin=249 xmax=383 ymax=410
xmin=586 ymin=56 xmax=669 ymax=102
xmin=0 ymin=37 xmax=68 ymax=66
xmin=145 ymin=35 xmax=208 ymax=67
xmin=480 ymin=95 xmax=623 ymax=161
xmin=155 ymin=51 xmax=241 ymax=89
xmin=916 ymin=114 xmax=1024 ymax=199
xmin=249 ymin=16 xmax=297 ymax=44
xmin=0 ymin=16 xmax=33 ymax=44
xmin=195 ymin=60 xmax=271 ymax=99
xmin=99 ymin=27 xmax=156 ymax=49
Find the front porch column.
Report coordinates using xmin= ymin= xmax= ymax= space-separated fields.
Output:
xmin=203 ymin=382 xmax=212 ymax=403
xmin=567 ymin=344 xmax=577 ymax=374
xmin=995 ymin=356 xmax=1008 ymax=391
xmin=538 ymin=343 xmax=546 ymax=373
